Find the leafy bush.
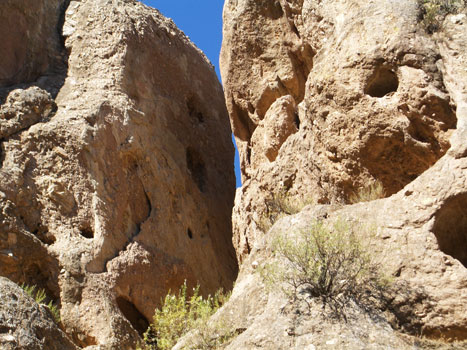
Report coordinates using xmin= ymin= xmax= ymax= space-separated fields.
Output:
xmin=141 ymin=282 xmax=235 ymax=350
xmin=349 ymin=180 xmax=385 ymax=204
xmin=261 ymin=220 xmax=390 ymax=311
xmin=21 ymin=284 xmax=61 ymax=323
xmin=418 ymin=0 xmax=466 ymax=32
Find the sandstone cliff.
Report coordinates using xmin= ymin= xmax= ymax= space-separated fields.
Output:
xmin=0 ymin=0 xmax=237 ymax=348
xmin=216 ymin=0 xmax=467 ymax=348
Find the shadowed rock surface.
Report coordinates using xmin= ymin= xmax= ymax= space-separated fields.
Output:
xmin=0 ymin=277 xmax=77 ymax=350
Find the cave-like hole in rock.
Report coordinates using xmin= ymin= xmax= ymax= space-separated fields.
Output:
xmin=432 ymin=193 xmax=467 ymax=267
xmin=186 ymin=147 xmax=206 ymax=192
xmin=0 ymin=140 xmax=4 ymax=168
xmin=79 ymin=227 xmax=94 ymax=239
xmin=116 ymin=297 xmax=149 ymax=336
xmin=294 ymin=112 xmax=300 ymax=130
xmin=187 ymin=228 xmax=193 ymax=239
xmin=364 ymin=67 xmax=399 ymax=98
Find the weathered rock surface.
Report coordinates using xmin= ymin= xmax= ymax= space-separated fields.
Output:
xmin=0 ymin=277 xmax=77 ymax=350
xmin=221 ymin=0 xmax=462 ymax=264
xmin=0 ymin=0 xmax=68 ymax=96
xmin=0 ymin=0 xmax=237 ymax=348
xmin=219 ymin=0 xmax=467 ymax=347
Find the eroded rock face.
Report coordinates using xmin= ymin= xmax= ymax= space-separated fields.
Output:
xmin=0 ymin=277 xmax=77 ymax=350
xmin=0 ymin=0 xmax=237 ymax=348
xmin=220 ymin=0 xmax=467 ymax=345
xmin=221 ymin=0 xmax=460 ymax=263
xmin=200 ymin=181 xmax=467 ymax=348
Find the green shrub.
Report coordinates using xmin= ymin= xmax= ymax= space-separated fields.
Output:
xmin=21 ymin=284 xmax=61 ymax=323
xmin=141 ymin=282 xmax=235 ymax=350
xmin=418 ymin=0 xmax=466 ymax=32
xmin=261 ymin=220 xmax=390 ymax=311
xmin=349 ymin=180 xmax=385 ymax=204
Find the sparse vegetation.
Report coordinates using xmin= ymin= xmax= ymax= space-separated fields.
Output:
xmin=21 ymin=284 xmax=61 ymax=323
xmin=418 ymin=0 xmax=466 ymax=32
xmin=257 ymin=189 xmax=314 ymax=232
xmin=349 ymin=180 xmax=385 ymax=204
xmin=140 ymin=281 xmax=236 ymax=350
xmin=183 ymin=317 xmax=239 ymax=350
xmin=261 ymin=219 xmax=390 ymax=312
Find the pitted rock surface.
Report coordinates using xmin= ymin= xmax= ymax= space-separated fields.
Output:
xmin=221 ymin=0 xmax=462 ymax=265
xmin=218 ymin=0 xmax=467 ymax=347
xmin=0 ymin=0 xmax=237 ymax=348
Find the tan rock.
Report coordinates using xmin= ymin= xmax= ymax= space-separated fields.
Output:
xmin=251 ymin=95 xmax=298 ymax=166
xmin=199 ymin=153 xmax=467 ymax=346
xmin=0 ymin=0 xmax=67 ymax=92
xmin=220 ymin=0 xmax=467 ymax=345
xmin=221 ymin=0 xmax=459 ymax=263
xmin=0 ymin=276 xmax=78 ymax=350
xmin=0 ymin=0 xmax=237 ymax=348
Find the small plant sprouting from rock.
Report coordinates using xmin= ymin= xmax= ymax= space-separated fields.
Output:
xmin=140 ymin=281 xmax=237 ymax=350
xmin=349 ymin=180 xmax=385 ymax=204
xmin=261 ymin=220 xmax=391 ymax=313
xmin=21 ymin=284 xmax=61 ymax=323
xmin=418 ymin=0 xmax=466 ymax=32
xmin=257 ymin=189 xmax=314 ymax=232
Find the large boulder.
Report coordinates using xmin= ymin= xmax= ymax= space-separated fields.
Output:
xmin=0 ymin=0 xmax=237 ymax=348
xmin=0 ymin=277 xmax=77 ymax=350
xmin=221 ymin=0 xmax=464 ymax=264
xmin=219 ymin=0 xmax=467 ymax=346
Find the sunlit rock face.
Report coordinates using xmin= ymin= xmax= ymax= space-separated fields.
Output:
xmin=0 ymin=0 xmax=237 ymax=347
xmin=218 ymin=0 xmax=467 ymax=346
xmin=220 ymin=0 xmax=459 ymax=264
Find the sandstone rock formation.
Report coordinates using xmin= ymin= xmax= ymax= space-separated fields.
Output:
xmin=218 ymin=0 xmax=467 ymax=347
xmin=221 ymin=0 xmax=461 ymax=264
xmin=0 ymin=277 xmax=77 ymax=350
xmin=0 ymin=0 xmax=237 ymax=348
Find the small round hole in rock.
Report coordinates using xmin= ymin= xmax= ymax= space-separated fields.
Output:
xmin=364 ymin=67 xmax=399 ymax=98
xmin=187 ymin=228 xmax=193 ymax=239
xmin=79 ymin=227 xmax=94 ymax=239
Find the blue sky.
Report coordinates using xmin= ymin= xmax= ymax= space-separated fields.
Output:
xmin=142 ymin=0 xmax=242 ymax=188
